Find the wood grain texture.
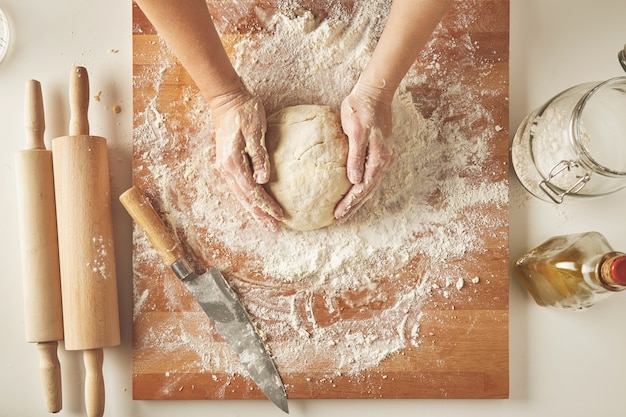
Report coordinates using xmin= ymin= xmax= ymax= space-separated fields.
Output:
xmin=131 ymin=0 xmax=509 ymax=400
xmin=15 ymin=150 xmax=64 ymax=343
xmin=51 ymin=67 xmax=121 ymax=351
xmin=120 ymin=187 xmax=185 ymax=266
xmin=17 ymin=79 xmax=64 ymax=413
xmin=17 ymin=79 xmax=64 ymax=344
xmin=52 ymin=133 xmax=121 ymax=350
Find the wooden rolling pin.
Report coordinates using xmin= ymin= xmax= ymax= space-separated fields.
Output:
xmin=51 ymin=66 xmax=120 ymax=417
xmin=15 ymin=79 xmax=64 ymax=413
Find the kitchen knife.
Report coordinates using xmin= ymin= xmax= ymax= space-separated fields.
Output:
xmin=119 ymin=186 xmax=288 ymax=413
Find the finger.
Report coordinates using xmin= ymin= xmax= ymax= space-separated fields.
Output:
xmin=341 ymin=101 xmax=368 ymax=184
xmin=242 ymin=115 xmax=270 ymax=185
xmin=222 ymin=166 xmax=282 ymax=231
xmin=334 ymin=164 xmax=384 ymax=223
xmin=227 ymin=182 xmax=281 ymax=231
xmin=345 ymin=135 xmax=368 ymax=184
xmin=217 ymin=131 xmax=284 ymax=220
xmin=245 ymin=180 xmax=284 ymax=221
xmin=334 ymin=134 xmax=394 ymax=223
xmin=334 ymin=166 xmax=380 ymax=223
xmin=245 ymin=132 xmax=270 ymax=185
xmin=215 ymin=132 xmax=283 ymax=229
xmin=228 ymin=155 xmax=284 ymax=220
xmin=362 ymin=128 xmax=395 ymax=178
xmin=333 ymin=182 xmax=371 ymax=224
xmin=237 ymin=97 xmax=270 ymax=184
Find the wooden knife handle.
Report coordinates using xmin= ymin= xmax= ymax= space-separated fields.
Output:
xmin=37 ymin=341 xmax=62 ymax=413
xmin=69 ymin=66 xmax=90 ymax=136
xmin=119 ymin=186 xmax=183 ymax=266
xmin=83 ymin=348 xmax=104 ymax=417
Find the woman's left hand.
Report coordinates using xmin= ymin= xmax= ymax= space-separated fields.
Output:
xmin=334 ymin=81 xmax=395 ymax=223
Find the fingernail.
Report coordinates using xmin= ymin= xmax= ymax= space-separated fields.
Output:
xmin=254 ymin=169 xmax=268 ymax=184
xmin=335 ymin=210 xmax=354 ymax=225
xmin=348 ymin=169 xmax=362 ymax=184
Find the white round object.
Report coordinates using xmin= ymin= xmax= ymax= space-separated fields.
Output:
xmin=0 ymin=7 xmax=9 ymax=63
xmin=264 ymin=105 xmax=351 ymax=231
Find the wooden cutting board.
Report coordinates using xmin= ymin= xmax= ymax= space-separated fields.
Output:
xmin=131 ymin=0 xmax=509 ymax=401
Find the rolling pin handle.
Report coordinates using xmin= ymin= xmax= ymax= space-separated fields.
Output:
xmin=83 ymin=348 xmax=105 ymax=417
xmin=37 ymin=341 xmax=62 ymax=413
xmin=69 ymin=66 xmax=90 ymax=136
xmin=24 ymin=79 xmax=46 ymax=150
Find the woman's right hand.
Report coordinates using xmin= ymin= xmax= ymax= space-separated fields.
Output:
xmin=210 ymin=86 xmax=283 ymax=230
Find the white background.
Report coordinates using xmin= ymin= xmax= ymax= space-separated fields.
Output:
xmin=2 ymin=0 xmax=626 ymax=416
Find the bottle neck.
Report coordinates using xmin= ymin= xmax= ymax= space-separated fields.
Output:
xmin=599 ymin=252 xmax=626 ymax=290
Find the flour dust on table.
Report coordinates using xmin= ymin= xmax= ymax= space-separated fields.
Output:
xmin=131 ymin=0 xmax=507 ymax=378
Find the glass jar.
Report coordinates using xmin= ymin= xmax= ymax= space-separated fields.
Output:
xmin=511 ymin=77 xmax=626 ymax=203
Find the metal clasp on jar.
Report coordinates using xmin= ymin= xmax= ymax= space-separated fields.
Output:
xmin=539 ymin=160 xmax=592 ymax=203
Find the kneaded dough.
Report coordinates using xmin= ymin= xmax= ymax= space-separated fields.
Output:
xmin=263 ymin=105 xmax=351 ymax=231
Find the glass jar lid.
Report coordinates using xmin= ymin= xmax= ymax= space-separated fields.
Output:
xmin=0 ymin=7 xmax=9 ymax=63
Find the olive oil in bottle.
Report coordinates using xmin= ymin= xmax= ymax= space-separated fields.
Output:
xmin=514 ymin=232 xmax=626 ymax=310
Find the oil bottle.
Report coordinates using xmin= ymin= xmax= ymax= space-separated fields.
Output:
xmin=514 ymin=232 xmax=626 ymax=310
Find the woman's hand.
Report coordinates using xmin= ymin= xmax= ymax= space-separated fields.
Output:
xmin=332 ymin=0 xmax=451 ymax=223
xmin=211 ymin=86 xmax=283 ymax=230
xmin=334 ymin=81 xmax=395 ymax=223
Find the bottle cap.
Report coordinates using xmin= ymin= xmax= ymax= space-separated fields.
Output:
xmin=610 ymin=255 xmax=626 ymax=285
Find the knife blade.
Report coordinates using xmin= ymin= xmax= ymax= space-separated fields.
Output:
xmin=119 ymin=186 xmax=288 ymax=413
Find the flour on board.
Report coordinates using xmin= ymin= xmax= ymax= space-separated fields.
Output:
xmin=131 ymin=0 xmax=507 ymax=378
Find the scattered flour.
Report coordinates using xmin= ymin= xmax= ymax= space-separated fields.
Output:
xmin=87 ymin=235 xmax=113 ymax=279
xmin=131 ymin=0 xmax=508 ymax=380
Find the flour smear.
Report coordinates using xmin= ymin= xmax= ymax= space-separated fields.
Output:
xmin=132 ymin=0 xmax=508 ymax=381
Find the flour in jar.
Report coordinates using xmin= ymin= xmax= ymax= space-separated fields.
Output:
xmin=132 ymin=0 xmax=507 ymax=377
xmin=511 ymin=106 xmax=585 ymax=196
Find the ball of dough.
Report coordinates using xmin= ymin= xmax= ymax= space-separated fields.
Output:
xmin=263 ymin=105 xmax=351 ymax=231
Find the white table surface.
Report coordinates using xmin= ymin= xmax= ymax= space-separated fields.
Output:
xmin=2 ymin=0 xmax=626 ymax=416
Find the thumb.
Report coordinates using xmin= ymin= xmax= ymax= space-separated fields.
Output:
xmin=245 ymin=130 xmax=270 ymax=184
xmin=341 ymin=100 xmax=368 ymax=184
xmin=345 ymin=134 xmax=367 ymax=184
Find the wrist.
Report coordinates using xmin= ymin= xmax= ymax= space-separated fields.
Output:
xmin=206 ymin=77 xmax=250 ymax=113
xmin=353 ymin=74 xmax=397 ymax=106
